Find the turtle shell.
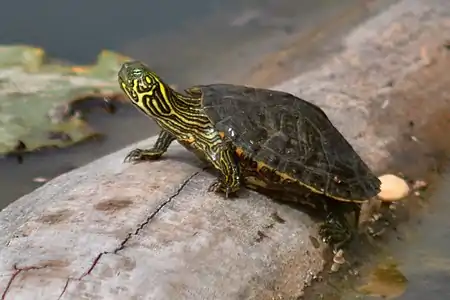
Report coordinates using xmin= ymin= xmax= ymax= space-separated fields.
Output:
xmin=197 ymin=84 xmax=381 ymax=202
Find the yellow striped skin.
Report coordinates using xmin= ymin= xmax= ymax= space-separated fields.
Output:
xmin=118 ymin=61 xmax=241 ymax=197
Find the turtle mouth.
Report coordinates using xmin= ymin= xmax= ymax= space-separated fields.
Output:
xmin=118 ymin=63 xmax=132 ymax=85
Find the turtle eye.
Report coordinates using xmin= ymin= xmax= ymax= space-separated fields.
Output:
xmin=131 ymin=68 xmax=143 ymax=79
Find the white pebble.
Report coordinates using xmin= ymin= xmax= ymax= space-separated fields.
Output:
xmin=33 ymin=177 xmax=48 ymax=183
xmin=377 ymin=174 xmax=410 ymax=201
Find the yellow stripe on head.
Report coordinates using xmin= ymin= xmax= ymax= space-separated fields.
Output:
xmin=118 ymin=61 xmax=174 ymax=117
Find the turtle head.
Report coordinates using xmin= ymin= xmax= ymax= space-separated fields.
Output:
xmin=118 ymin=61 xmax=174 ymax=118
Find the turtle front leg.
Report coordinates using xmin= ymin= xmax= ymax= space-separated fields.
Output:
xmin=205 ymin=144 xmax=241 ymax=199
xmin=124 ymin=130 xmax=175 ymax=163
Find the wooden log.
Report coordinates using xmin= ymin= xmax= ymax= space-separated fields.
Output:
xmin=0 ymin=139 xmax=325 ymax=300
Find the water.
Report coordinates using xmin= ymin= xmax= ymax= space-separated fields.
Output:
xmin=367 ymin=172 xmax=450 ymax=299
xmin=0 ymin=0 xmax=229 ymax=64
xmin=0 ymin=102 xmax=155 ymax=205
xmin=0 ymin=0 xmax=385 ymax=208
xmin=298 ymin=170 xmax=450 ymax=300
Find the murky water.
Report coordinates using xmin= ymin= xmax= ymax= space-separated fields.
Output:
xmin=363 ymin=171 xmax=450 ymax=299
xmin=299 ymin=170 xmax=450 ymax=300
xmin=0 ymin=0 xmax=387 ymax=208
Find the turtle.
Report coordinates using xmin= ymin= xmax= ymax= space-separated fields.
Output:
xmin=117 ymin=61 xmax=381 ymax=248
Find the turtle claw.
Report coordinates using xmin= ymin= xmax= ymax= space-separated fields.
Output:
xmin=123 ymin=148 xmax=162 ymax=163
xmin=124 ymin=149 xmax=144 ymax=163
xmin=208 ymin=179 xmax=238 ymax=199
xmin=123 ymin=148 xmax=149 ymax=163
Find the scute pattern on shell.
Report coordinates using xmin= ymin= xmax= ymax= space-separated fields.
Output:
xmin=199 ymin=84 xmax=381 ymax=202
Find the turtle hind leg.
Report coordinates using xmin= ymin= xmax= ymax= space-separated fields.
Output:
xmin=124 ymin=130 xmax=175 ymax=163
xmin=318 ymin=201 xmax=360 ymax=250
xmin=319 ymin=213 xmax=352 ymax=250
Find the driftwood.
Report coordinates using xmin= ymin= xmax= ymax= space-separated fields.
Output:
xmin=2 ymin=0 xmax=450 ymax=298
xmin=0 ymin=139 xmax=325 ymax=300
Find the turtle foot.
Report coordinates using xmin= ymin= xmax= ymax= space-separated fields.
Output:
xmin=319 ymin=213 xmax=353 ymax=251
xmin=208 ymin=179 xmax=240 ymax=199
xmin=123 ymin=148 xmax=163 ymax=163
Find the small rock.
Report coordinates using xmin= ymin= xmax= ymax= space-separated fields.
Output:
xmin=33 ymin=177 xmax=48 ymax=183
xmin=377 ymin=174 xmax=410 ymax=202
xmin=412 ymin=179 xmax=428 ymax=191
xmin=330 ymin=249 xmax=346 ymax=273
xmin=330 ymin=262 xmax=341 ymax=273
xmin=333 ymin=249 xmax=346 ymax=265
xmin=410 ymin=135 xmax=419 ymax=142
xmin=371 ymin=213 xmax=382 ymax=222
